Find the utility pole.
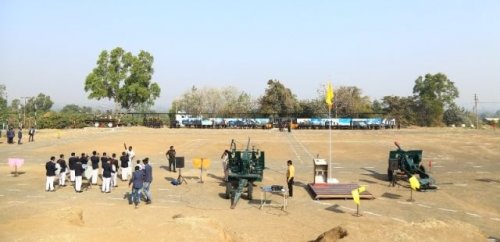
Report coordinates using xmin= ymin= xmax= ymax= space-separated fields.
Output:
xmin=20 ymin=96 xmax=30 ymax=129
xmin=474 ymin=94 xmax=479 ymax=129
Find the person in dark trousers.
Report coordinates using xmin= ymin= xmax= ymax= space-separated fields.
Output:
xmin=286 ymin=160 xmax=295 ymax=197
xmin=17 ymin=128 xmax=22 ymax=144
xmin=129 ymin=166 xmax=144 ymax=208
xmin=68 ymin=152 xmax=77 ymax=183
xmin=120 ymin=151 xmax=129 ymax=181
xmin=45 ymin=156 xmax=57 ymax=192
xmin=142 ymin=158 xmax=153 ymax=204
xmin=7 ymin=127 xmax=15 ymax=144
xmin=166 ymin=146 xmax=176 ymax=172
xmin=74 ymin=160 xmax=84 ymax=192
xmin=28 ymin=127 xmax=35 ymax=142
xmin=57 ymin=154 xmax=68 ymax=187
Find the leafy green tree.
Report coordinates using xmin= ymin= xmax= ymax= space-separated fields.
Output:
xmin=171 ymin=86 xmax=255 ymax=117
xmin=60 ymin=104 xmax=92 ymax=114
xmin=84 ymin=47 xmax=161 ymax=111
xmin=0 ymin=84 xmax=7 ymax=125
xmin=413 ymin=73 xmax=459 ymax=126
xmin=25 ymin=93 xmax=53 ymax=114
xmin=297 ymin=99 xmax=326 ymax=117
xmin=10 ymin=98 xmax=21 ymax=112
xmin=371 ymin=100 xmax=384 ymax=114
xmin=334 ymin=86 xmax=372 ymax=117
xmin=443 ymin=103 xmax=466 ymax=126
xmin=258 ymin=79 xmax=300 ymax=117
xmin=381 ymin=96 xmax=417 ymax=126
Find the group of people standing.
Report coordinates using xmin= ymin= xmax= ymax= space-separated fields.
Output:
xmin=44 ymin=143 xmax=154 ymax=208
xmin=4 ymin=126 xmax=35 ymax=144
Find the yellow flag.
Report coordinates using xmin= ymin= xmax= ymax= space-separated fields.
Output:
xmin=409 ymin=175 xmax=420 ymax=190
xmin=325 ymin=82 xmax=334 ymax=110
xmin=358 ymin=186 xmax=366 ymax=194
xmin=351 ymin=189 xmax=360 ymax=205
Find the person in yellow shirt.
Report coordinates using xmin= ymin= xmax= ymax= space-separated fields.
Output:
xmin=286 ymin=160 xmax=295 ymax=197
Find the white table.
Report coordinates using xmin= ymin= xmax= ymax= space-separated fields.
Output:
xmin=260 ymin=185 xmax=288 ymax=211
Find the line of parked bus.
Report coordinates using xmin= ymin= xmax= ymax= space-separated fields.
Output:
xmin=174 ymin=114 xmax=396 ymax=129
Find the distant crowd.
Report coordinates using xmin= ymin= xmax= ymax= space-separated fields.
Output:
xmin=2 ymin=126 xmax=36 ymax=144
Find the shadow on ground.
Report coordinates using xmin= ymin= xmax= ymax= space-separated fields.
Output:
xmin=361 ymin=168 xmax=388 ymax=182
xmin=326 ymin=204 xmax=345 ymax=214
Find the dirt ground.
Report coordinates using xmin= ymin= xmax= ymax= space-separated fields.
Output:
xmin=0 ymin=127 xmax=499 ymax=242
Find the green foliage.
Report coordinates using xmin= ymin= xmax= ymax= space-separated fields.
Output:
xmin=297 ymin=99 xmax=326 ymax=117
xmin=258 ymin=79 xmax=300 ymax=117
xmin=172 ymin=86 xmax=255 ymax=117
xmin=443 ymin=103 xmax=467 ymax=126
xmin=84 ymin=47 xmax=161 ymax=111
xmin=60 ymin=104 xmax=92 ymax=114
xmin=381 ymin=96 xmax=417 ymax=126
xmin=0 ymin=84 xmax=7 ymax=123
xmin=37 ymin=111 xmax=89 ymax=129
xmin=413 ymin=73 xmax=459 ymax=126
xmin=25 ymin=93 xmax=53 ymax=114
xmin=334 ymin=86 xmax=372 ymax=117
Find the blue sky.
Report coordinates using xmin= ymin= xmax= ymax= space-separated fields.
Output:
xmin=1 ymin=1 xmax=499 ymax=111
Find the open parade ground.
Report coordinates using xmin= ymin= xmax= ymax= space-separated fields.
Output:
xmin=0 ymin=127 xmax=499 ymax=241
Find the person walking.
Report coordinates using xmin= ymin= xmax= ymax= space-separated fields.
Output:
xmin=101 ymin=158 xmax=112 ymax=193
xmin=142 ymin=158 xmax=153 ymax=204
xmin=129 ymin=166 xmax=144 ymax=208
xmin=166 ymin=146 xmax=176 ymax=172
xmin=286 ymin=160 xmax=295 ymax=197
xmin=45 ymin=156 xmax=57 ymax=192
xmin=57 ymin=154 xmax=68 ymax=187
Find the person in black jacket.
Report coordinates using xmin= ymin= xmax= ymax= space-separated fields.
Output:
xmin=74 ymin=160 xmax=85 ymax=193
xmin=57 ymin=154 xmax=68 ymax=187
xmin=7 ymin=128 xmax=15 ymax=144
xmin=28 ymin=126 xmax=35 ymax=142
xmin=45 ymin=156 xmax=57 ymax=192
xmin=101 ymin=159 xmax=112 ymax=193
xmin=166 ymin=146 xmax=176 ymax=172
xmin=142 ymin=158 xmax=153 ymax=204
xmin=68 ymin=152 xmax=77 ymax=183
xmin=110 ymin=153 xmax=119 ymax=187
xmin=17 ymin=128 xmax=23 ymax=144
xmin=90 ymin=151 xmax=100 ymax=185
xmin=120 ymin=151 xmax=129 ymax=181
xmin=80 ymin=153 xmax=88 ymax=167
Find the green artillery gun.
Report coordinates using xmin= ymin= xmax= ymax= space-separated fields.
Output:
xmin=388 ymin=142 xmax=437 ymax=190
xmin=224 ymin=139 xmax=265 ymax=209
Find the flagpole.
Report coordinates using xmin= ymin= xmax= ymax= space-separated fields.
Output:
xmin=329 ymin=107 xmax=332 ymax=182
